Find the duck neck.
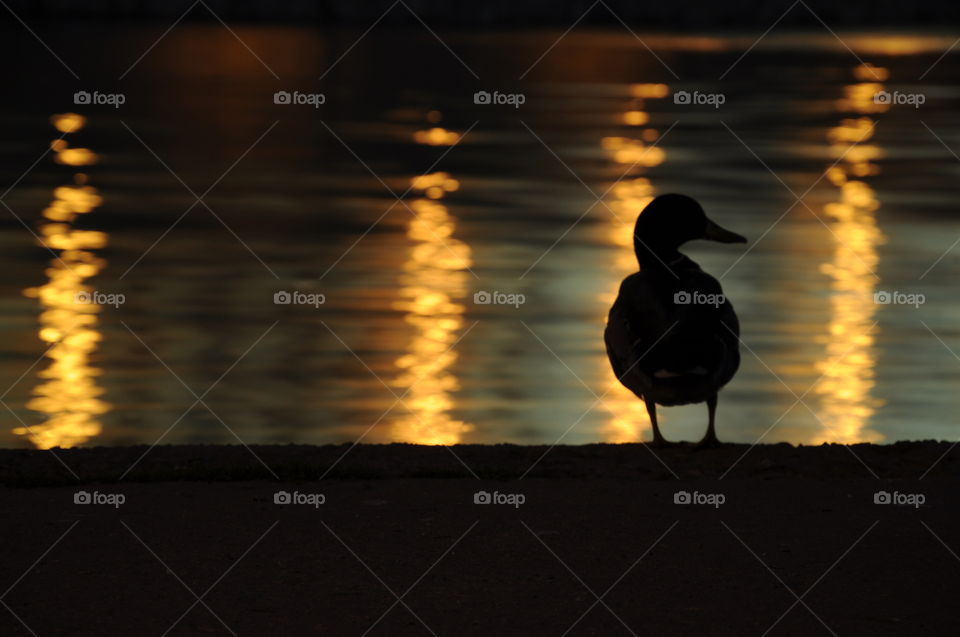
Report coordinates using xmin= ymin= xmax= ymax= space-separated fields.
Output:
xmin=634 ymin=240 xmax=683 ymax=272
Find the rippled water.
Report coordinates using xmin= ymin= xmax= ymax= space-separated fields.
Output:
xmin=1 ymin=26 xmax=959 ymax=448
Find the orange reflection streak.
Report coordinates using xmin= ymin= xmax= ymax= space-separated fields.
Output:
xmin=390 ymin=157 xmax=473 ymax=444
xmin=600 ymin=136 xmax=667 ymax=167
xmin=813 ymin=64 xmax=887 ymax=444
xmin=16 ymin=114 xmax=110 ymax=449
xmin=599 ymin=92 xmax=667 ymax=442
xmin=412 ymin=127 xmax=460 ymax=146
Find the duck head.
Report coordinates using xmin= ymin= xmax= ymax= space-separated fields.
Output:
xmin=633 ymin=194 xmax=746 ymax=268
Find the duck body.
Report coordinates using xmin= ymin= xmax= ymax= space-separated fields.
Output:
xmin=603 ymin=193 xmax=745 ymax=445
xmin=605 ymin=256 xmax=740 ymax=407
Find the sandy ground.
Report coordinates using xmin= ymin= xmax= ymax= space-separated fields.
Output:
xmin=1 ymin=442 xmax=958 ymax=636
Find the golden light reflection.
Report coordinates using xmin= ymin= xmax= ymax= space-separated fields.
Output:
xmin=390 ymin=142 xmax=473 ymax=444
xmin=813 ymin=64 xmax=887 ymax=444
xmin=839 ymin=35 xmax=941 ymax=57
xmin=621 ymin=110 xmax=649 ymax=126
xmin=53 ymin=147 xmax=98 ymax=167
xmin=49 ymin=115 xmax=98 ymax=166
xmin=629 ymin=84 xmax=670 ymax=99
xmin=16 ymin=114 xmax=109 ymax=449
xmin=853 ymin=63 xmax=889 ymax=82
xmin=50 ymin=112 xmax=85 ymax=133
xmin=599 ymin=93 xmax=667 ymax=442
xmin=835 ymin=82 xmax=890 ymax=114
xmin=412 ymin=127 xmax=460 ymax=146
xmin=601 ymin=136 xmax=667 ymax=167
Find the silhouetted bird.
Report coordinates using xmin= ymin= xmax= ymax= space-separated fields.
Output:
xmin=604 ymin=194 xmax=746 ymax=446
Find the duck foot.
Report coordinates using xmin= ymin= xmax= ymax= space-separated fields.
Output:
xmin=649 ymin=437 xmax=679 ymax=449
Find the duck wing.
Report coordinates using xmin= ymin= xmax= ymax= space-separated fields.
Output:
xmin=604 ymin=271 xmax=673 ymax=398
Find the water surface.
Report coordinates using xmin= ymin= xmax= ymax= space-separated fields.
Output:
xmin=1 ymin=27 xmax=959 ymax=447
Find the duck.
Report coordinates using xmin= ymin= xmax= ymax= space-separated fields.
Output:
xmin=604 ymin=194 xmax=746 ymax=446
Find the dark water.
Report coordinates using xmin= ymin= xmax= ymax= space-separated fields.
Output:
xmin=1 ymin=26 xmax=959 ymax=448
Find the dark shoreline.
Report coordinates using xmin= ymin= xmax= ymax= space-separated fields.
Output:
xmin=2 ymin=441 xmax=956 ymax=486
xmin=3 ymin=442 xmax=957 ymax=635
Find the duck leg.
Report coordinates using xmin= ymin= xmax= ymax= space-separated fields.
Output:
xmin=697 ymin=392 xmax=721 ymax=448
xmin=644 ymin=396 xmax=670 ymax=446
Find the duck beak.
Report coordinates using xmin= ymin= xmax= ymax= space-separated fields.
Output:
xmin=703 ymin=218 xmax=747 ymax=244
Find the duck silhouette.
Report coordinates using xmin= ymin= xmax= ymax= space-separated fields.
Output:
xmin=604 ymin=194 xmax=746 ymax=446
